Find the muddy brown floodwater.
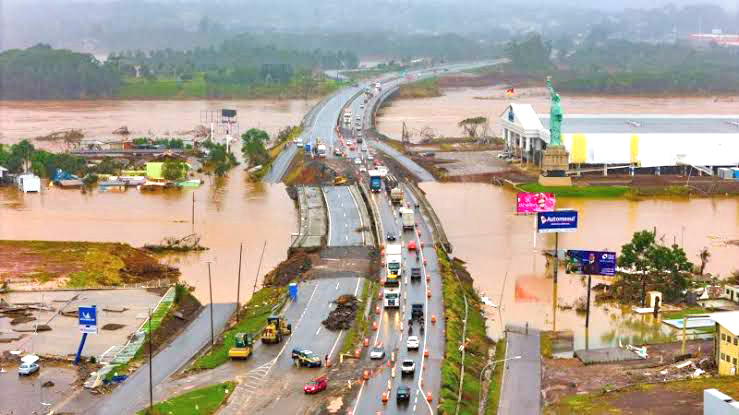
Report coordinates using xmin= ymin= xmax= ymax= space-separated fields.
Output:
xmin=376 ymin=86 xmax=739 ymax=141
xmin=0 ymin=99 xmax=316 ymax=149
xmin=0 ymin=101 xmax=307 ymax=304
xmin=421 ymin=182 xmax=739 ymax=350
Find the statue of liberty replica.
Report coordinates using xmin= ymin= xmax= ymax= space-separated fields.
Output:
xmin=539 ymin=76 xmax=571 ymax=185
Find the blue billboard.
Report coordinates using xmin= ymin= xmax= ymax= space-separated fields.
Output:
xmin=565 ymin=250 xmax=616 ymax=276
xmin=536 ymin=210 xmax=578 ymax=233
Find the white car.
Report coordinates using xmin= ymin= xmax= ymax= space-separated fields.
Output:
xmin=370 ymin=347 xmax=385 ymax=360
xmin=401 ymin=359 xmax=416 ymax=375
xmin=356 ymin=115 xmax=361 ymax=120
xmin=345 ymin=140 xmax=353 ymax=146
xmin=360 ymin=104 xmax=365 ymax=109
xmin=18 ymin=362 xmax=39 ymax=376
xmin=359 ymin=166 xmax=367 ymax=173
xmin=406 ymin=336 xmax=420 ymax=350
xmin=354 ymin=158 xmax=362 ymax=165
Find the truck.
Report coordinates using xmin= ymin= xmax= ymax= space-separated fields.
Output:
xmin=228 ymin=333 xmax=255 ymax=360
xmin=317 ymin=144 xmax=327 ymax=157
xmin=261 ymin=316 xmax=292 ymax=344
xmin=343 ymin=110 xmax=352 ymax=125
xmin=390 ymin=187 xmax=403 ymax=204
xmin=383 ymin=287 xmax=400 ymax=308
xmin=400 ymin=208 xmax=415 ymax=230
xmin=386 ymin=243 xmax=402 ymax=277
xmin=369 ymin=170 xmax=382 ymax=192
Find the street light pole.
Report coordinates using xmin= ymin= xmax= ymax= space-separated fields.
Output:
xmin=478 ymin=355 xmax=522 ymax=415
xmin=236 ymin=243 xmax=243 ymax=322
xmin=148 ymin=307 xmax=153 ymax=413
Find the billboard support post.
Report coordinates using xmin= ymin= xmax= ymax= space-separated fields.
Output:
xmin=552 ymin=233 xmax=559 ymax=332
xmin=585 ymin=274 xmax=592 ymax=330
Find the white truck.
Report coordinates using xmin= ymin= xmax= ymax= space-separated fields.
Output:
xmin=316 ymin=143 xmax=327 ymax=158
xmin=390 ymin=187 xmax=403 ymax=205
xmin=343 ymin=110 xmax=352 ymax=125
xmin=386 ymin=243 xmax=402 ymax=277
xmin=383 ymin=287 xmax=400 ymax=308
xmin=400 ymin=207 xmax=415 ymax=230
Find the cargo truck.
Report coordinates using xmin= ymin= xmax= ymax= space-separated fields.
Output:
xmin=383 ymin=287 xmax=400 ymax=308
xmin=390 ymin=187 xmax=403 ymax=204
xmin=369 ymin=170 xmax=382 ymax=192
xmin=400 ymin=208 xmax=415 ymax=230
xmin=386 ymin=243 xmax=402 ymax=277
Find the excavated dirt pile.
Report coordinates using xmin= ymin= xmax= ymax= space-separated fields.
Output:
xmin=322 ymin=294 xmax=359 ymax=331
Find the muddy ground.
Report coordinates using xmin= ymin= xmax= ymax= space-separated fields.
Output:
xmin=542 ymin=339 xmax=714 ymax=407
xmin=0 ymin=240 xmax=179 ymax=288
xmin=264 ymin=248 xmax=377 ymax=287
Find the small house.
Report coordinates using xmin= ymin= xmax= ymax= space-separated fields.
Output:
xmin=16 ymin=173 xmax=41 ymax=193
xmin=0 ymin=166 xmax=8 ymax=180
xmin=710 ymin=311 xmax=739 ymax=375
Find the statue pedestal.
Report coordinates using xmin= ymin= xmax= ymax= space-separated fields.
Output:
xmin=539 ymin=146 xmax=571 ymax=186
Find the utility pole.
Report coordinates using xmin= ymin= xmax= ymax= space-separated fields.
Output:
xmin=253 ymin=240 xmax=267 ymax=295
xmin=236 ymin=243 xmax=243 ymax=321
xmin=552 ymin=233 xmax=559 ymax=332
xmin=148 ymin=307 xmax=153 ymax=413
xmin=191 ymin=192 xmax=195 ymax=226
xmin=207 ymin=262 xmax=214 ymax=348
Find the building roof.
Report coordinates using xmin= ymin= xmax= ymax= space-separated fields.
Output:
xmin=710 ymin=311 xmax=739 ymax=336
xmin=541 ymin=115 xmax=739 ymax=134
xmin=502 ymin=104 xmax=545 ymax=132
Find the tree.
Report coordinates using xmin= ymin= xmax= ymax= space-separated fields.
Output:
xmin=698 ymin=247 xmax=711 ymax=275
xmin=241 ymin=128 xmax=270 ymax=167
xmin=618 ymin=230 xmax=694 ymax=305
xmin=504 ymin=33 xmax=553 ymax=72
xmin=12 ymin=139 xmax=35 ymax=172
xmin=457 ymin=117 xmax=487 ymax=138
xmin=162 ymin=161 xmax=186 ymax=181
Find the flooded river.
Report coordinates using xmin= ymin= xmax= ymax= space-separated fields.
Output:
xmin=0 ymin=101 xmax=308 ymax=304
xmin=376 ymin=86 xmax=739 ymax=141
xmin=421 ymin=182 xmax=739 ymax=350
xmin=0 ymin=99 xmax=316 ymax=149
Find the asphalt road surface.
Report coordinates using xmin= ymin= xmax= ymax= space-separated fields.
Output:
xmin=68 ymin=303 xmax=236 ymax=415
xmin=498 ymin=328 xmax=541 ymax=415
xmin=323 ymin=185 xmax=366 ymax=247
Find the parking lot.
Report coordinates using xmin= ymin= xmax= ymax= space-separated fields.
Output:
xmin=0 ymin=363 xmax=77 ymax=415
xmin=0 ymin=289 xmax=163 ymax=359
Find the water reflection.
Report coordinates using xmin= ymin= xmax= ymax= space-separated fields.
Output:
xmin=421 ymin=182 xmax=739 ymax=350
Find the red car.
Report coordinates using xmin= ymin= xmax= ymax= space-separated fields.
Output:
xmin=304 ymin=376 xmax=327 ymax=394
xmin=407 ymin=240 xmax=417 ymax=251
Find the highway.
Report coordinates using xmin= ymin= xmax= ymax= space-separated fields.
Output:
xmin=323 ymin=185 xmax=366 ymax=247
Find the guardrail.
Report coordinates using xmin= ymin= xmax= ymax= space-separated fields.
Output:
xmin=6 ymin=278 xmax=176 ymax=292
xmin=404 ymin=181 xmax=452 ymax=253
xmin=356 ymin=180 xmax=382 ymax=247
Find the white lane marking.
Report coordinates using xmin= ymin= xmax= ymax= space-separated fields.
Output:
xmin=316 ymin=326 xmax=322 ymax=336
xmin=324 ymin=188 xmax=334 ymax=246
xmin=347 ymin=185 xmax=366 ymax=245
xmin=336 ymin=281 xmax=340 ymax=290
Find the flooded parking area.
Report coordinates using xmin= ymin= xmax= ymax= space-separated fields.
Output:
xmin=0 ymin=289 xmax=162 ymax=358
xmin=0 ymin=364 xmax=77 ymax=415
xmin=421 ymin=182 xmax=739 ymax=349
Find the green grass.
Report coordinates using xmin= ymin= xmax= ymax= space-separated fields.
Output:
xmin=485 ymin=340 xmax=506 ymax=415
xmin=396 ymin=78 xmax=441 ymax=99
xmin=519 ymin=183 xmax=630 ymax=198
xmin=540 ymin=331 xmax=553 ymax=359
xmin=340 ymin=279 xmax=376 ymax=355
xmin=138 ymin=381 xmax=235 ymax=415
xmin=437 ymin=247 xmax=494 ymax=415
xmin=190 ymin=286 xmax=286 ymax=371
xmin=662 ymin=307 xmax=710 ymax=320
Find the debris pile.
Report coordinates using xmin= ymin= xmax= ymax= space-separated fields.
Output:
xmin=262 ymin=251 xmax=312 ymax=286
xmin=143 ymin=234 xmax=208 ymax=253
xmin=322 ymin=294 xmax=359 ymax=331
xmin=34 ymin=129 xmax=84 ymax=142
xmin=112 ymin=126 xmax=130 ymax=135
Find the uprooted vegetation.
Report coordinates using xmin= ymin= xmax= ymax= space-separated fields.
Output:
xmin=0 ymin=240 xmax=179 ymax=288
xmin=143 ymin=234 xmax=208 ymax=253
xmin=322 ymin=294 xmax=359 ymax=331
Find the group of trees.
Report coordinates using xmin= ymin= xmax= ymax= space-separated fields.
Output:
xmin=241 ymin=128 xmax=270 ymax=168
xmin=0 ymin=44 xmax=120 ymax=99
xmin=503 ymin=33 xmax=739 ymax=95
xmin=0 ymin=140 xmax=87 ymax=178
xmin=201 ymin=141 xmax=238 ymax=176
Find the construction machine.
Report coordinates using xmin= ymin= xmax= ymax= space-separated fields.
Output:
xmin=228 ymin=333 xmax=255 ymax=360
xmin=333 ymin=176 xmax=348 ymax=185
xmin=261 ymin=315 xmax=292 ymax=344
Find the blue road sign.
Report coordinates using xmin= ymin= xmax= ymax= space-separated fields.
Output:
xmin=78 ymin=306 xmax=98 ymax=334
xmin=537 ymin=210 xmax=578 ymax=233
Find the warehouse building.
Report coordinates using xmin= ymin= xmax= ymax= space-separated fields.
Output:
xmin=500 ymin=104 xmax=739 ymax=175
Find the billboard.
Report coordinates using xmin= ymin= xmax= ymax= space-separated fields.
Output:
xmin=516 ymin=192 xmax=555 ymax=214
xmin=565 ymin=250 xmax=616 ymax=276
xmin=78 ymin=306 xmax=98 ymax=334
xmin=536 ymin=210 xmax=578 ymax=233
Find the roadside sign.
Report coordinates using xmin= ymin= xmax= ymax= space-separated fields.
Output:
xmin=78 ymin=306 xmax=98 ymax=334
xmin=536 ymin=210 xmax=578 ymax=233
xmin=516 ymin=192 xmax=555 ymax=214
xmin=565 ymin=250 xmax=616 ymax=276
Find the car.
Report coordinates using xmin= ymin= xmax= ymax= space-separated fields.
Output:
xmin=411 ymin=304 xmax=424 ymax=320
xmin=355 ymin=115 xmax=361 ymax=120
xmin=304 ymin=376 xmax=328 ymax=394
xmin=396 ymin=385 xmax=411 ymax=403
xmin=407 ymin=336 xmax=420 ymax=350
xmin=359 ymin=166 xmax=367 ymax=173
xmin=366 ymin=154 xmax=374 ymax=161
xmin=354 ymin=158 xmax=362 ymax=165
xmin=401 ymin=359 xmax=416 ymax=376
xmin=346 ymin=140 xmax=353 ymax=146
xmin=407 ymin=240 xmax=417 ymax=251
xmin=386 ymin=232 xmax=396 ymax=241
xmin=292 ymin=348 xmax=322 ymax=368
xmin=370 ymin=347 xmax=386 ymax=360
xmin=359 ymin=104 xmax=365 ymax=109
xmin=18 ymin=362 xmax=39 ymax=376
xmin=410 ymin=267 xmax=422 ymax=281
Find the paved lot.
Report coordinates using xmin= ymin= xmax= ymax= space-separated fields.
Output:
xmin=434 ymin=150 xmax=509 ymax=176
xmin=0 ymin=364 xmax=77 ymax=415
xmin=0 ymin=289 xmax=162 ymax=358
xmin=499 ymin=326 xmax=541 ymax=415
xmin=294 ymin=186 xmax=327 ymax=249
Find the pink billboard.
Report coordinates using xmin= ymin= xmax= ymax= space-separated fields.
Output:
xmin=516 ymin=192 xmax=555 ymax=214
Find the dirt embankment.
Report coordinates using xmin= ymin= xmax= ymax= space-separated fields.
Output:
xmin=0 ymin=240 xmax=179 ymax=288
xmin=286 ymin=159 xmax=357 ymax=186
xmin=262 ymin=251 xmax=313 ymax=286
xmin=143 ymin=286 xmax=201 ymax=358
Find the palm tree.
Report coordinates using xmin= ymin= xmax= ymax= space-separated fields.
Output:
xmin=698 ymin=247 xmax=711 ymax=275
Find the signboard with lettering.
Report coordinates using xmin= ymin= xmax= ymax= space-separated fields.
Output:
xmin=78 ymin=306 xmax=98 ymax=334
xmin=536 ymin=210 xmax=578 ymax=233
xmin=565 ymin=250 xmax=617 ymax=276
xmin=516 ymin=192 xmax=555 ymax=214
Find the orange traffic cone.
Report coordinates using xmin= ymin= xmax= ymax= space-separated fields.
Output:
xmin=363 ymin=369 xmax=370 ymax=380
xmin=424 ymin=348 xmax=429 ymax=357
xmin=364 ymin=337 xmax=369 ymax=347
xmin=427 ymin=289 xmax=431 ymax=298
xmin=381 ymin=391 xmax=388 ymax=404
xmin=372 ymin=321 xmax=378 ymax=330
xmin=431 ymin=315 xmax=437 ymax=324
xmin=426 ymin=391 xmax=433 ymax=402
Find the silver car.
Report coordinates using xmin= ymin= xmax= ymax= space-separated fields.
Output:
xmin=370 ymin=347 xmax=385 ymax=360
xmin=18 ymin=362 xmax=39 ymax=376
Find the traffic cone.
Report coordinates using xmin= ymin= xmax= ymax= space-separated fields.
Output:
xmin=427 ymin=289 xmax=431 ymax=298
xmin=363 ymin=369 xmax=370 ymax=380
xmin=327 ymin=358 xmax=332 ymax=368
xmin=424 ymin=348 xmax=429 ymax=357
xmin=426 ymin=392 xmax=433 ymax=402
xmin=355 ymin=348 xmax=361 ymax=358
xmin=431 ymin=315 xmax=437 ymax=324
xmin=372 ymin=321 xmax=378 ymax=330
xmin=375 ymin=305 xmax=380 ymax=314
xmin=381 ymin=391 xmax=388 ymax=404
xmin=364 ymin=337 xmax=369 ymax=347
